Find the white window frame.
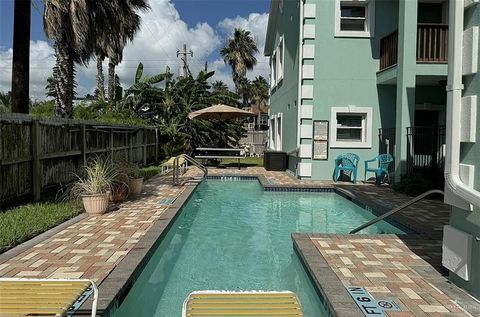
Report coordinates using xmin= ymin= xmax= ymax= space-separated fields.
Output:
xmin=270 ymin=52 xmax=277 ymax=88
xmin=276 ymin=36 xmax=285 ymax=83
xmin=276 ymin=113 xmax=283 ymax=151
xmin=269 ymin=116 xmax=277 ymax=150
xmin=330 ymin=106 xmax=373 ymax=148
xmin=335 ymin=0 xmax=375 ymax=38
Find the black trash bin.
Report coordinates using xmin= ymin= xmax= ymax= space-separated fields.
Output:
xmin=264 ymin=151 xmax=288 ymax=171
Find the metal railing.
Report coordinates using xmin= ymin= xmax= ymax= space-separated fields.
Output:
xmin=349 ymin=189 xmax=444 ymax=234
xmin=406 ymin=125 xmax=446 ymax=174
xmin=173 ymin=154 xmax=207 ymax=185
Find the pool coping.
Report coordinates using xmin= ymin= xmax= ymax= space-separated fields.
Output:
xmin=72 ymin=175 xmax=431 ymax=316
xmin=292 ymin=233 xmax=365 ymax=317
xmin=75 ymin=183 xmax=199 ymax=316
xmin=293 ymin=233 xmax=480 ymax=317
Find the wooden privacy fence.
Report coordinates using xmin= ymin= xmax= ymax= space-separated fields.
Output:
xmin=0 ymin=114 xmax=161 ymax=206
xmin=239 ymin=131 xmax=267 ymax=155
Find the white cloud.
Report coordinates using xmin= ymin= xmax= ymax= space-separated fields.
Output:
xmin=0 ymin=0 xmax=269 ymax=99
xmin=0 ymin=40 xmax=55 ymax=99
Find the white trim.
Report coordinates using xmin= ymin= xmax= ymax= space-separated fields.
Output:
xmin=301 ymin=85 xmax=314 ymax=99
xmin=462 ymin=26 xmax=479 ymax=75
xmin=301 ymin=104 xmax=313 ymax=118
xmin=276 ymin=113 xmax=283 ymax=151
xmin=304 ymin=3 xmax=316 ymax=18
xmin=303 ymin=44 xmax=315 ymax=59
xmin=335 ymin=0 xmax=375 ymax=38
xmin=276 ymin=35 xmax=285 ymax=82
xmin=298 ymin=162 xmax=312 ymax=177
xmin=270 ymin=53 xmax=277 ymax=88
xmin=296 ymin=0 xmax=305 ymax=153
xmin=303 ymin=24 xmax=316 ymax=39
xmin=330 ymin=106 xmax=373 ymax=148
xmin=300 ymin=124 xmax=313 ymax=139
xmin=302 ymin=64 xmax=315 ymax=79
xmin=299 ymin=144 xmax=312 ymax=158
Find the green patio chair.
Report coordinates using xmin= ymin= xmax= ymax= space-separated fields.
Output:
xmin=333 ymin=153 xmax=360 ymax=184
xmin=364 ymin=154 xmax=394 ymax=186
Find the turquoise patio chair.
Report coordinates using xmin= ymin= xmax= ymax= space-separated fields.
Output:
xmin=333 ymin=153 xmax=360 ymax=184
xmin=364 ymin=154 xmax=394 ymax=186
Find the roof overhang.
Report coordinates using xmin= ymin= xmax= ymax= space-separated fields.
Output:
xmin=264 ymin=0 xmax=280 ymax=56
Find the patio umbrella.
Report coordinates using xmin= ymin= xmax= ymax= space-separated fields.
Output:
xmin=188 ymin=104 xmax=255 ymax=120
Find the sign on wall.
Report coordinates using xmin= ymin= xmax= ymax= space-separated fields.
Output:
xmin=313 ymin=120 xmax=328 ymax=160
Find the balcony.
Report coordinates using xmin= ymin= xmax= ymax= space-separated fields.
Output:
xmin=380 ymin=23 xmax=449 ymax=71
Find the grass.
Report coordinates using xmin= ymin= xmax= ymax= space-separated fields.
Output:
xmin=222 ymin=156 xmax=263 ymax=167
xmin=141 ymin=165 xmax=163 ymax=180
xmin=0 ymin=201 xmax=81 ymax=253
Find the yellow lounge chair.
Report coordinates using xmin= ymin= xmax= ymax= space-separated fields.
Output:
xmin=161 ymin=156 xmax=187 ymax=174
xmin=182 ymin=291 xmax=303 ymax=317
xmin=0 ymin=278 xmax=98 ymax=317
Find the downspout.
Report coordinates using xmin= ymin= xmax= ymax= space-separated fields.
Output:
xmin=296 ymin=0 xmax=304 ymax=153
xmin=445 ymin=0 xmax=480 ymax=207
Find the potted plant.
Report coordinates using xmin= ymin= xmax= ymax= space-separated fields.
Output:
xmin=126 ymin=163 xmax=144 ymax=197
xmin=71 ymin=157 xmax=117 ymax=215
xmin=110 ymin=174 xmax=129 ymax=203
xmin=116 ymin=159 xmax=144 ymax=197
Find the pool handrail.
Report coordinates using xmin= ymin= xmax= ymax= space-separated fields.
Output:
xmin=173 ymin=154 xmax=207 ymax=185
xmin=349 ymin=189 xmax=444 ymax=234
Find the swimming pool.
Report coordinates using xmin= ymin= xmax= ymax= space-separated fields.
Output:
xmin=112 ymin=179 xmax=406 ymax=317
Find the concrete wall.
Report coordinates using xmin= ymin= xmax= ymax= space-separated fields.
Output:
xmin=449 ymin=3 xmax=480 ymax=300
xmin=307 ymin=0 xmax=399 ymax=180
xmin=269 ymin=0 xmax=300 ymax=160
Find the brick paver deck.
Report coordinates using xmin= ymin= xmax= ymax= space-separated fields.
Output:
xmin=310 ymin=235 xmax=478 ymax=316
xmin=0 ymin=176 xmax=185 ymax=284
xmin=1 ymin=166 xmax=478 ymax=317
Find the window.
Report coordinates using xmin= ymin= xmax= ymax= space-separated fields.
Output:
xmin=270 ymin=52 xmax=277 ymax=88
xmin=276 ymin=115 xmax=282 ymax=150
xmin=330 ymin=106 xmax=372 ymax=148
xmin=269 ymin=117 xmax=276 ymax=149
xmin=335 ymin=0 xmax=375 ymax=37
xmin=270 ymin=35 xmax=285 ymax=88
xmin=259 ymin=114 xmax=269 ymax=125
xmin=276 ymin=36 xmax=284 ymax=82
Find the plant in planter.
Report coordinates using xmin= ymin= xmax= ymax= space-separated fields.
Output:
xmin=110 ymin=173 xmax=129 ymax=203
xmin=71 ymin=157 xmax=118 ymax=215
xmin=117 ymin=160 xmax=144 ymax=197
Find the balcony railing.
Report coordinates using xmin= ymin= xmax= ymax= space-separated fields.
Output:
xmin=379 ymin=23 xmax=448 ymax=71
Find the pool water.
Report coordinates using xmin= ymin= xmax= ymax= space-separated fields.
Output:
xmin=112 ymin=180 xmax=405 ymax=317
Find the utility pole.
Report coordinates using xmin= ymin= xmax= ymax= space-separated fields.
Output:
xmin=176 ymin=44 xmax=193 ymax=77
xmin=204 ymin=61 xmax=208 ymax=72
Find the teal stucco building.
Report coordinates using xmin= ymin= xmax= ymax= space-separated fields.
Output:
xmin=265 ymin=0 xmax=449 ymax=181
xmin=265 ymin=0 xmax=480 ymax=301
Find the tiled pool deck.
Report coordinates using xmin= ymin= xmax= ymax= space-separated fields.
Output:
xmin=0 ymin=166 xmax=479 ymax=316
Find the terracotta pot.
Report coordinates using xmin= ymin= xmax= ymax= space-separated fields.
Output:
xmin=128 ymin=177 xmax=144 ymax=196
xmin=110 ymin=182 xmax=129 ymax=203
xmin=82 ymin=193 xmax=109 ymax=215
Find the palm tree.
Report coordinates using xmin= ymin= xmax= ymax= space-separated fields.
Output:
xmin=44 ymin=0 xmax=93 ymax=118
xmin=250 ymin=76 xmax=269 ymax=107
xmin=11 ymin=0 xmax=31 ymax=114
xmin=102 ymin=0 xmax=149 ymax=103
xmin=220 ymin=28 xmax=258 ymax=105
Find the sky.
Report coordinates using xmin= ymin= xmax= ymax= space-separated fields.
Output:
xmin=0 ymin=0 xmax=270 ymax=99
